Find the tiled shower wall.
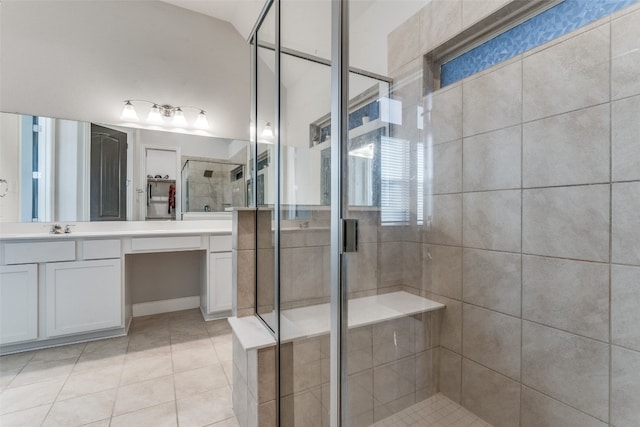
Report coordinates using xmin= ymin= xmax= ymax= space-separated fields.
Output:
xmin=388 ymin=1 xmax=640 ymax=426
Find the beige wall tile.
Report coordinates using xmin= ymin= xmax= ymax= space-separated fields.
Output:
xmin=463 ymin=190 xmax=521 ymax=252
xmin=422 ymin=244 xmax=462 ymax=299
xmin=522 ymin=321 xmax=609 ymax=421
xmin=346 ymin=370 xmax=374 ymax=421
xmin=233 ymin=210 xmax=255 ymax=251
xmin=461 ymin=358 xmax=520 ymax=427
xmin=372 ymin=317 xmax=415 ymax=365
xmin=430 ymin=0 xmax=462 ymax=48
xmin=463 ymin=248 xmax=521 ymax=316
xmin=429 ymin=83 xmax=463 ymax=144
xmin=426 ymin=294 xmax=462 ymax=353
xmin=523 ymin=185 xmax=610 ymax=262
xmin=463 ymin=61 xmax=522 ymax=137
xmin=521 ymin=386 xmax=607 ymax=427
xmin=611 ymin=346 xmax=640 ymax=427
xmin=415 ymin=312 xmax=440 ymax=353
xmin=415 ymin=349 xmax=438 ymax=400
xmin=432 ymin=140 xmax=462 ymax=194
xmin=612 ymin=9 xmax=640 ymax=99
xmin=612 ymin=94 xmax=640 ymax=182
xmin=612 ymin=182 xmax=640 ymax=265
xmin=419 ymin=3 xmax=433 ymax=54
xmin=523 ymin=255 xmax=609 ymax=342
xmin=234 ymin=249 xmax=256 ymax=315
xmin=462 ymin=0 xmax=510 ymax=28
xmin=523 ymin=104 xmax=610 ymax=188
xmin=380 ymin=241 xmax=404 ymax=287
xmin=387 ymin=12 xmax=420 ymax=74
xmin=402 ymin=241 xmax=422 ymax=290
xmin=347 ymin=241 xmax=378 ymax=296
xmin=463 ymin=125 xmax=521 ymax=191
xmin=280 ymin=389 xmax=323 ymax=427
xmin=462 ymin=304 xmax=521 ymax=380
xmin=388 ymin=11 xmax=421 ymax=75
xmin=523 ymin=24 xmax=610 ymax=121
xmin=373 ymin=357 xmax=416 ymax=405
xmin=424 ymin=193 xmax=462 ymax=246
xmin=612 ymin=264 xmax=640 ymax=352
xmin=258 ymin=400 xmax=276 ymax=427
xmin=439 ymin=347 xmax=461 ymax=403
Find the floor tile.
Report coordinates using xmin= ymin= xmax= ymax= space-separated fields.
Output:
xmin=174 ymin=364 xmax=229 ymax=399
xmin=113 ymin=375 xmax=175 ymax=416
xmin=10 ymin=357 xmax=77 ymax=387
xmin=0 ymin=403 xmax=51 ymax=427
xmin=0 ymin=378 xmax=64 ymax=414
xmin=172 ymin=347 xmax=219 ymax=373
xmin=110 ymin=401 xmax=177 ymax=427
xmin=42 ymin=388 xmax=116 ymax=427
xmin=32 ymin=343 xmax=86 ymax=362
xmin=177 ymin=388 xmax=235 ymax=427
xmin=58 ymin=365 xmax=122 ymax=400
xmin=120 ymin=354 xmax=173 ymax=385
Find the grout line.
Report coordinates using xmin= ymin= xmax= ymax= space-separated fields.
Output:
xmin=520 ymin=47 xmax=525 ymax=427
xmin=608 ymin=16 xmax=614 ymax=426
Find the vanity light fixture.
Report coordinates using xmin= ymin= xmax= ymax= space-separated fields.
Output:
xmin=262 ymin=122 xmax=274 ymax=139
xmin=120 ymin=100 xmax=210 ymax=129
xmin=120 ymin=101 xmax=139 ymax=121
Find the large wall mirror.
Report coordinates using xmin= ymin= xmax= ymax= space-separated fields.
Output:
xmin=0 ymin=112 xmax=249 ymax=223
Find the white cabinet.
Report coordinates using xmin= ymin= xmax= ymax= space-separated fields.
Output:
xmin=45 ymin=259 xmax=122 ymax=337
xmin=0 ymin=264 xmax=38 ymax=345
xmin=209 ymin=252 xmax=232 ymax=313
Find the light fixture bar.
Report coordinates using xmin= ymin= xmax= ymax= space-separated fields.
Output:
xmin=120 ymin=100 xmax=210 ymax=129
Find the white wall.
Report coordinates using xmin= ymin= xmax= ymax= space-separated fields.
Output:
xmin=0 ymin=114 xmax=20 ymax=222
xmin=0 ymin=1 xmax=250 ymax=140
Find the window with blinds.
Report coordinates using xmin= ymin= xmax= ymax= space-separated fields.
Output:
xmin=380 ymin=136 xmax=411 ymax=224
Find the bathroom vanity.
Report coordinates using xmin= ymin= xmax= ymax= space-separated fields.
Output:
xmin=0 ymin=220 xmax=233 ymax=354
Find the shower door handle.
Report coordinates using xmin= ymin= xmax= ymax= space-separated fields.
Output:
xmin=343 ymin=219 xmax=358 ymax=253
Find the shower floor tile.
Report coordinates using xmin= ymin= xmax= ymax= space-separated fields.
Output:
xmin=372 ymin=393 xmax=492 ymax=427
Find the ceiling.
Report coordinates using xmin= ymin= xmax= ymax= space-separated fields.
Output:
xmin=162 ymin=0 xmax=266 ymax=40
xmin=163 ymin=0 xmax=428 ymax=75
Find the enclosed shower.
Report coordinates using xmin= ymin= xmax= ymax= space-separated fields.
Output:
xmin=234 ymin=0 xmax=640 ymax=426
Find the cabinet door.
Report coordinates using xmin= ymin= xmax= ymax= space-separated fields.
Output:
xmin=209 ymin=252 xmax=232 ymax=313
xmin=0 ymin=264 xmax=38 ymax=345
xmin=45 ymin=259 xmax=122 ymax=337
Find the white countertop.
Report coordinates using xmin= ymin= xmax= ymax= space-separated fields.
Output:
xmin=0 ymin=220 xmax=232 ymax=240
xmin=229 ymin=291 xmax=445 ymax=351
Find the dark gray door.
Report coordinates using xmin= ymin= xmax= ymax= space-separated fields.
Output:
xmin=90 ymin=124 xmax=127 ymax=221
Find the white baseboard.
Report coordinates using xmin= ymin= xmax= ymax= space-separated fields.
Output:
xmin=132 ymin=296 xmax=201 ymax=317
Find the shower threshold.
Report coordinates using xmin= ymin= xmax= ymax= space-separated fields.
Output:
xmin=372 ymin=393 xmax=492 ymax=427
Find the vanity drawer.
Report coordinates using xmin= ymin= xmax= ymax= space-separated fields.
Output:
xmin=210 ymin=235 xmax=232 ymax=252
xmin=3 ymin=241 xmax=76 ymax=265
xmin=82 ymin=239 xmax=121 ymax=260
xmin=130 ymin=236 xmax=202 ymax=252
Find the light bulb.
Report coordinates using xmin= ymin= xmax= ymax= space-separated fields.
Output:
xmin=262 ymin=122 xmax=274 ymax=139
xmin=195 ymin=110 xmax=209 ymax=129
xmin=120 ymin=101 xmax=138 ymax=121
xmin=172 ymin=108 xmax=187 ymax=127
xmin=147 ymin=104 xmax=163 ymax=123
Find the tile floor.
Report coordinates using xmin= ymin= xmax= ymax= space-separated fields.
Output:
xmin=372 ymin=394 xmax=492 ymax=427
xmin=0 ymin=309 xmax=238 ymax=427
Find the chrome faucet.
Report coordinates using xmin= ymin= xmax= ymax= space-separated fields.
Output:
xmin=50 ymin=223 xmax=63 ymax=234
xmin=64 ymin=224 xmax=75 ymax=234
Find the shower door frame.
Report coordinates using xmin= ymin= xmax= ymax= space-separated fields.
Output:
xmin=248 ymin=1 xmax=375 ymax=425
